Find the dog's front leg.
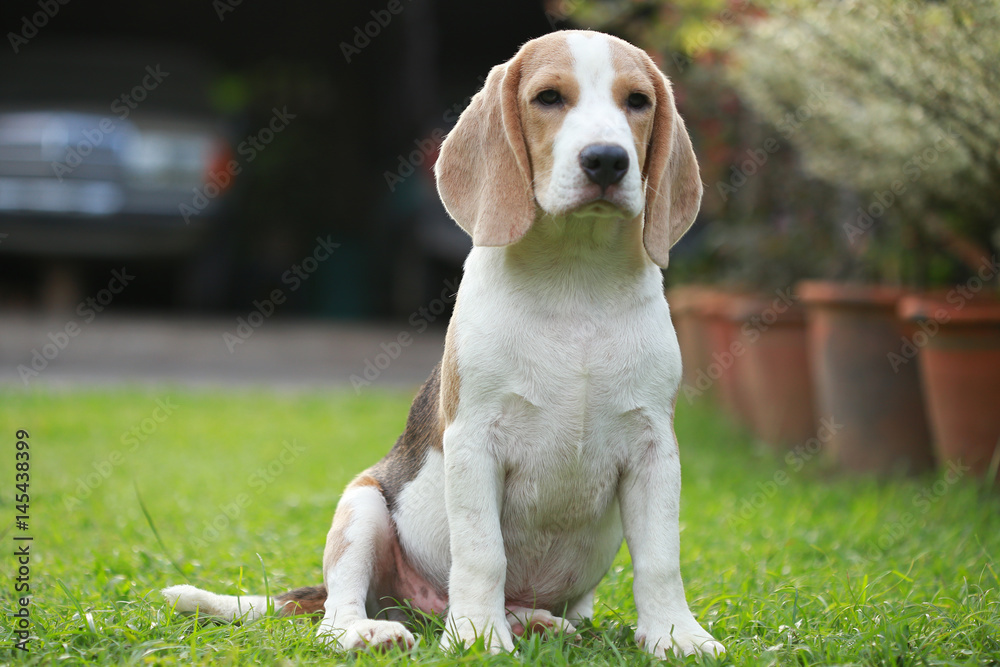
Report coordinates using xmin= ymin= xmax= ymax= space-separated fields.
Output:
xmin=440 ymin=422 xmax=514 ymax=654
xmin=619 ymin=422 xmax=725 ymax=658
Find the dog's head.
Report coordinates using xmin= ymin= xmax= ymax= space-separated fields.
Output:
xmin=435 ymin=30 xmax=702 ymax=268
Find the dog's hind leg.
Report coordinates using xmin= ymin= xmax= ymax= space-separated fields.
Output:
xmin=316 ymin=475 xmax=415 ymax=651
xmin=565 ymin=587 xmax=595 ymax=624
xmin=504 ymin=587 xmax=595 ymax=638
xmin=505 ymin=607 xmax=577 ymax=637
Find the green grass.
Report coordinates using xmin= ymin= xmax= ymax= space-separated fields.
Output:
xmin=1 ymin=386 xmax=998 ymax=665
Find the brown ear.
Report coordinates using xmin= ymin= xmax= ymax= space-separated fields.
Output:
xmin=435 ymin=56 xmax=535 ymax=247
xmin=642 ymin=60 xmax=702 ymax=268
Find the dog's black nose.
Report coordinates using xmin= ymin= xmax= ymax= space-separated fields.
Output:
xmin=579 ymin=144 xmax=629 ymax=190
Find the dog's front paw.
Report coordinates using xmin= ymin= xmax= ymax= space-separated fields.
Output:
xmin=440 ymin=613 xmax=514 ymax=654
xmin=636 ymin=623 xmax=725 ymax=659
xmin=317 ymin=619 xmax=415 ymax=652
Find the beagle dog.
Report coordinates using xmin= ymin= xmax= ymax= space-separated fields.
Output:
xmin=163 ymin=29 xmax=724 ymax=659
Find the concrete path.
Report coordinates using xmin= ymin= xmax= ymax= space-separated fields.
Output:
xmin=0 ymin=314 xmax=445 ymax=391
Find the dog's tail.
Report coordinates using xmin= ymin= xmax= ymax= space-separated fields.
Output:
xmin=161 ymin=584 xmax=327 ymax=622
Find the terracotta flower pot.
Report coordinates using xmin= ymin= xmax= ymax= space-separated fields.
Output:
xmin=798 ymin=281 xmax=935 ymax=475
xmin=696 ymin=291 xmax=754 ymax=425
xmin=899 ymin=293 xmax=1000 ymax=481
xmin=727 ymin=293 xmax=817 ymax=449
xmin=666 ymin=285 xmax=713 ymax=388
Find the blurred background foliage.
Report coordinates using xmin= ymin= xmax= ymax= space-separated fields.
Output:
xmin=555 ymin=0 xmax=999 ymax=291
xmin=2 ymin=0 xmax=996 ymax=314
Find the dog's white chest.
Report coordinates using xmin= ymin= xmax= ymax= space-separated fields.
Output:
xmin=444 ymin=245 xmax=682 ymax=606
xmin=496 ymin=384 xmax=630 ymax=606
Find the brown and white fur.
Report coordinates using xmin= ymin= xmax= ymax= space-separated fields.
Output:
xmin=162 ymin=29 xmax=724 ymax=659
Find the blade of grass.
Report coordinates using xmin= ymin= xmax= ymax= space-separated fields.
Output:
xmin=257 ymin=552 xmax=275 ymax=615
xmin=57 ymin=578 xmax=97 ymax=635
xmin=134 ymin=481 xmax=189 ymax=583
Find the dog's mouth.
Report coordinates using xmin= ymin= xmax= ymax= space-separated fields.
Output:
xmin=576 ymin=199 xmax=623 ymax=217
xmin=567 ymin=192 xmax=640 ymax=219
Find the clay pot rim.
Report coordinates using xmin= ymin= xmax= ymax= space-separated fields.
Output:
xmin=695 ymin=290 xmax=805 ymax=323
xmin=665 ymin=286 xmax=747 ymax=316
xmin=666 ymin=285 xmax=806 ymax=322
xmin=796 ymin=280 xmax=906 ymax=308
xmin=726 ymin=295 xmax=805 ymax=324
xmin=899 ymin=292 xmax=1000 ymax=324
xmin=665 ymin=285 xmax=715 ymax=314
xmin=697 ymin=290 xmax=757 ymax=318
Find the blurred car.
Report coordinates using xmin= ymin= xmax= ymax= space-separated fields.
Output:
xmin=0 ymin=41 xmax=233 ymax=258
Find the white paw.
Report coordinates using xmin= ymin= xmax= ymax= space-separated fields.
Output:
xmin=637 ymin=624 xmax=725 ymax=658
xmin=317 ymin=619 xmax=415 ymax=652
xmin=505 ymin=607 xmax=577 ymax=637
xmin=440 ymin=614 xmax=514 ymax=654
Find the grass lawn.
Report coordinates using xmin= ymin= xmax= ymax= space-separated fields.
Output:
xmin=1 ymin=385 xmax=998 ymax=666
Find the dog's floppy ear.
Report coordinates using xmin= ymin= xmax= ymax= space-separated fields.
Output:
xmin=435 ymin=55 xmax=535 ymax=247
xmin=641 ymin=60 xmax=702 ymax=268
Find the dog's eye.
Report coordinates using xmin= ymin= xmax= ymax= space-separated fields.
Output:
xmin=627 ymin=92 xmax=650 ymax=110
xmin=536 ymin=89 xmax=562 ymax=106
